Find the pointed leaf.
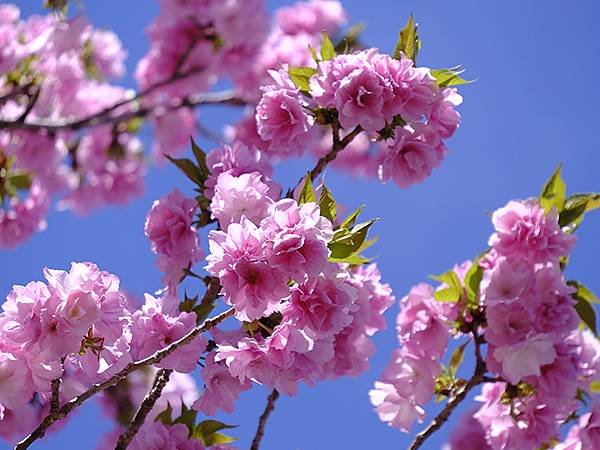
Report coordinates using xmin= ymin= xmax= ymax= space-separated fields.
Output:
xmin=165 ymin=155 xmax=204 ymax=187
xmin=7 ymin=172 xmax=31 ymax=190
xmin=393 ymin=14 xmax=420 ymax=61
xmin=339 ymin=205 xmax=365 ymax=229
xmin=155 ymin=403 xmax=174 ymax=425
xmin=449 ymin=342 xmax=468 ymax=376
xmin=464 ymin=259 xmax=484 ymax=302
xmin=574 ymin=297 xmax=597 ymax=335
xmin=191 ymin=138 xmax=210 ymax=178
xmin=430 ymin=67 xmax=474 ymax=87
xmin=288 ymin=66 xmax=318 ymax=92
xmin=434 ymin=287 xmax=461 ymax=303
xmin=568 ymin=280 xmax=600 ymax=304
xmin=320 ymin=32 xmax=336 ymax=61
xmin=565 ymin=193 xmax=600 ymax=212
xmin=298 ymin=173 xmax=317 ymax=204
xmin=319 ymin=186 xmax=336 ymax=223
xmin=204 ymin=432 xmax=237 ymax=446
xmin=540 ymin=164 xmax=566 ymax=213
xmin=430 ymin=270 xmax=462 ymax=292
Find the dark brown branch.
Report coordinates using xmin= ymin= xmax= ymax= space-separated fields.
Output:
xmin=14 ymin=304 xmax=234 ymax=450
xmin=114 ymin=369 xmax=173 ymax=450
xmin=408 ymin=333 xmax=487 ymax=450
xmin=250 ymin=389 xmax=280 ymax=450
xmin=49 ymin=378 xmax=61 ymax=415
xmin=308 ymin=124 xmax=363 ymax=181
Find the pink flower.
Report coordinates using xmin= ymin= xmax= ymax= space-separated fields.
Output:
xmin=256 ymin=67 xmax=316 ymax=156
xmin=151 ymin=107 xmax=197 ymax=162
xmin=204 ymin=141 xmax=274 ymax=199
xmin=396 ymin=283 xmax=449 ymax=359
xmin=444 ymin=410 xmax=492 ymax=450
xmin=0 ymin=181 xmax=48 ymax=248
xmin=145 ymin=189 xmax=203 ymax=288
xmin=493 ymin=334 xmax=557 ymax=384
xmin=283 ymin=270 xmax=357 ymax=335
xmin=193 ymin=353 xmax=251 ymax=416
xmin=489 ymin=199 xmax=576 ymax=263
xmin=206 ymin=219 xmax=290 ymax=321
xmin=378 ymin=126 xmax=445 ymax=188
xmin=0 ymin=352 xmax=34 ymax=411
xmin=216 ymin=338 xmax=275 ymax=386
xmin=579 ymin=402 xmax=600 ymax=450
xmin=129 ymin=422 xmax=205 ymax=450
xmin=275 ymin=0 xmax=346 ymax=36
xmin=210 ymin=172 xmax=275 ymax=227
xmin=261 ymin=199 xmax=333 ymax=281
xmin=480 ymin=256 xmax=534 ymax=306
xmin=369 ymin=381 xmax=425 ymax=433
xmin=130 ymin=294 xmax=206 ymax=373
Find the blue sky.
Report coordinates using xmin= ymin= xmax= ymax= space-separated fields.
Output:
xmin=3 ymin=0 xmax=600 ymax=449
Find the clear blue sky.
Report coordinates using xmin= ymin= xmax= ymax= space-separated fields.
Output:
xmin=3 ymin=1 xmax=600 ymax=449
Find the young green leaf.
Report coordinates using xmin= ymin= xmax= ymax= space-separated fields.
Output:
xmin=190 ymin=138 xmax=210 ymax=179
xmin=568 ymin=280 xmax=600 ymax=304
xmin=155 ymin=403 xmax=174 ymax=426
xmin=165 ymin=155 xmax=205 ymax=187
xmin=320 ymin=32 xmax=336 ymax=61
xmin=430 ymin=270 xmax=462 ymax=292
xmin=194 ymin=420 xmax=237 ymax=446
xmin=173 ymin=402 xmax=199 ymax=434
xmin=574 ymin=296 xmax=597 ymax=335
xmin=449 ymin=342 xmax=468 ymax=376
xmin=339 ymin=205 xmax=365 ymax=229
xmin=298 ymin=173 xmax=317 ymax=204
xmin=565 ymin=193 xmax=600 ymax=212
xmin=393 ymin=14 xmax=420 ymax=62
xmin=430 ymin=67 xmax=474 ymax=88
xmin=434 ymin=287 xmax=461 ymax=303
xmin=540 ymin=164 xmax=566 ymax=213
xmin=319 ymin=186 xmax=337 ymax=223
xmin=464 ymin=258 xmax=484 ymax=302
xmin=288 ymin=66 xmax=318 ymax=92
xmin=7 ymin=172 xmax=31 ymax=190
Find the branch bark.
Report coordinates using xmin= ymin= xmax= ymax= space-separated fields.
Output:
xmin=250 ymin=389 xmax=280 ymax=450
xmin=308 ymin=124 xmax=363 ymax=181
xmin=14 ymin=305 xmax=234 ymax=450
xmin=407 ymin=333 xmax=487 ymax=450
xmin=114 ymin=369 xmax=173 ymax=450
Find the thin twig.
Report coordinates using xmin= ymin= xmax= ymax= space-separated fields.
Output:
xmin=49 ymin=378 xmax=61 ymax=415
xmin=14 ymin=304 xmax=234 ymax=450
xmin=114 ymin=369 xmax=173 ymax=450
xmin=408 ymin=333 xmax=487 ymax=450
xmin=250 ymin=389 xmax=280 ymax=450
xmin=308 ymin=124 xmax=363 ymax=181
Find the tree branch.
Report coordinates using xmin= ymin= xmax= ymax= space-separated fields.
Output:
xmin=114 ymin=368 xmax=173 ymax=450
xmin=408 ymin=333 xmax=487 ymax=450
xmin=309 ymin=124 xmax=363 ymax=181
xmin=250 ymin=389 xmax=280 ymax=450
xmin=49 ymin=378 xmax=61 ymax=415
xmin=14 ymin=305 xmax=234 ymax=450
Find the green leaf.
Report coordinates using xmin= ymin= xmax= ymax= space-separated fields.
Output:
xmin=165 ymin=155 xmax=204 ymax=187
xmin=308 ymin=45 xmax=320 ymax=64
xmin=565 ymin=193 xmax=600 ymax=212
xmin=155 ymin=403 xmax=174 ymax=425
xmin=334 ymin=22 xmax=365 ymax=54
xmin=393 ymin=14 xmax=421 ymax=62
xmin=449 ymin=342 xmax=468 ymax=376
xmin=430 ymin=270 xmax=462 ymax=292
xmin=430 ymin=66 xmax=474 ymax=87
xmin=339 ymin=205 xmax=365 ymax=229
xmin=318 ymin=186 xmax=336 ymax=223
xmin=193 ymin=301 xmax=215 ymax=324
xmin=204 ymin=433 xmax=237 ymax=446
xmin=173 ymin=402 xmax=198 ymax=434
xmin=540 ymin=164 xmax=566 ymax=213
xmin=320 ymin=32 xmax=336 ymax=61
xmin=328 ymin=219 xmax=377 ymax=260
xmin=574 ymin=297 xmax=597 ymax=335
xmin=7 ymin=172 xmax=31 ymax=190
xmin=298 ymin=173 xmax=317 ymax=204
xmin=464 ymin=259 xmax=484 ymax=302
xmin=434 ymin=287 xmax=461 ymax=303
xmin=193 ymin=420 xmax=237 ymax=446
xmin=288 ymin=66 xmax=318 ymax=93
xmin=591 ymin=380 xmax=600 ymax=394
xmin=568 ymin=280 xmax=600 ymax=304
xmin=190 ymin=138 xmax=210 ymax=179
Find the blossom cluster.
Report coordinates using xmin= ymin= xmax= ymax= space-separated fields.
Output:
xmin=254 ymin=48 xmax=462 ymax=187
xmin=0 ymin=262 xmax=207 ymax=442
xmin=371 ymin=197 xmax=600 ymax=450
xmin=0 ymin=4 xmax=141 ymax=247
